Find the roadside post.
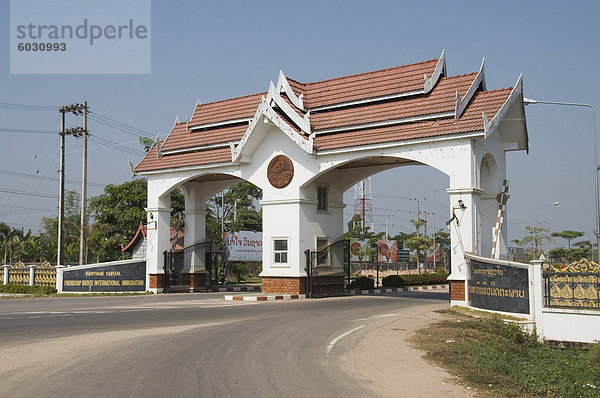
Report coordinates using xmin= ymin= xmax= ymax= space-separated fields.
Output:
xmin=28 ymin=265 xmax=35 ymax=286
xmin=371 ymin=241 xmax=379 ymax=287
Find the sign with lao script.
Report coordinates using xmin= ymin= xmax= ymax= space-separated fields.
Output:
xmin=468 ymin=259 xmax=529 ymax=314
xmin=224 ymin=231 xmax=262 ymax=262
xmin=62 ymin=260 xmax=146 ymax=292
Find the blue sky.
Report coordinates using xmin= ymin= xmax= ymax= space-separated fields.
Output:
xmin=1 ymin=0 xmax=599 ymax=252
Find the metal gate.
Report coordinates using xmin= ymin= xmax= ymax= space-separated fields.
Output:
xmin=305 ymin=239 xmax=350 ymax=298
xmin=163 ymin=241 xmax=215 ymax=293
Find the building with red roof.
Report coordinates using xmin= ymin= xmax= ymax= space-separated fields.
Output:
xmin=135 ymin=51 xmax=529 ymax=302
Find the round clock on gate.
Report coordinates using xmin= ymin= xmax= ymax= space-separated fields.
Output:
xmin=267 ymin=155 xmax=294 ymax=188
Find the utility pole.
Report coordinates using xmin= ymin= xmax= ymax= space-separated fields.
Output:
xmin=410 ymin=198 xmax=422 ymax=236
xmin=57 ymin=110 xmax=66 ymax=267
xmin=221 ymin=190 xmax=225 ymax=238
xmin=234 ymin=199 xmax=237 ymax=223
xmin=79 ymin=101 xmax=88 ymax=265
xmin=385 ymin=215 xmax=389 ymax=239
xmin=57 ymin=102 xmax=88 ymax=267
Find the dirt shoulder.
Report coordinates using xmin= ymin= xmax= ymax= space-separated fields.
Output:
xmin=340 ymin=303 xmax=476 ymax=397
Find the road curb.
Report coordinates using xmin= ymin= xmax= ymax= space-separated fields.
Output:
xmin=224 ymin=294 xmax=305 ymax=301
xmin=211 ymin=286 xmax=261 ymax=293
xmin=222 ymin=285 xmax=448 ymax=301
xmin=351 ymin=284 xmax=449 ymax=295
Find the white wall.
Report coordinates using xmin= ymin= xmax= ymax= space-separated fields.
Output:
xmin=541 ymin=309 xmax=600 ymax=343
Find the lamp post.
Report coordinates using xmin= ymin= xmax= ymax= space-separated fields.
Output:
xmin=531 ymin=202 xmax=560 ymax=259
xmin=524 ymin=98 xmax=598 ymax=260
xmin=432 ymin=187 xmax=449 ymax=270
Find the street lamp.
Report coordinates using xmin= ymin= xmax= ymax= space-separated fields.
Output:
xmin=531 ymin=201 xmax=560 ymax=259
xmin=524 ymin=98 xmax=598 ymax=260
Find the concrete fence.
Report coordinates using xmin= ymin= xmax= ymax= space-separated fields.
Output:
xmin=1 ymin=261 xmax=56 ymax=287
xmin=463 ymin=253 xmax=600 ymax=344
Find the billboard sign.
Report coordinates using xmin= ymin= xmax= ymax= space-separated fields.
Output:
xmin=468 ymin=258 xmax=530 ymax=314
xmin=224 ymin=231 xmax=262 ymax=262
xmin=350 ymin=239 xmax=398 ymax=263
xmin=62 ymin=260 xmax=146 ymax=292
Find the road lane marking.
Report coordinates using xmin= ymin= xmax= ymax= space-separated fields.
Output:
xmin=0 ymin=302 xmax=256 ymax=319
xmin=326 ymin=325 xmax=365 ymax=355
xmin=354 ymin=313 xmax=398 ymax=321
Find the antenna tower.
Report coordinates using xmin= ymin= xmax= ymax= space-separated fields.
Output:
xmin=354 ymin=178 xmax=373 ymax=232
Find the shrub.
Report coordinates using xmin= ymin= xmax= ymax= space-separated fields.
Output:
xmin=0 ymin=284 xmax=57 ymax=295
xmin=382 ymin=273 xmax=449 ymax=287
xmin=348 ymin=276 xmax=374 ymax=290
xmin=228 ymin=262 xmax=249 ymax=283
xmin=381 ymin=274 xmax=405 ymax=287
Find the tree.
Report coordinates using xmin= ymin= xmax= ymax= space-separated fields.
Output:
xmin=391 ymin=232 xmax=413 ymax=250
xmin=513 ymin=226 xmax=553 ymax=260
xmin=88 ymin=179 xmax=149 ymax=261
xmin=405 ymin=235 xmax=431 ymax=274
xmin=206 ymin=182 xmax=263 ymax=246
xmin=551 ymin=230 xmax=585 ymax=249
xmin=0 ymin=222 xmax=12 ymax=264
xmin=410 ymin=218 xmax=426 ymax=237
xmin=345 ymin=214 xmax=374 ymax=240
xmin=39 ymin=190 xmax=82 ymax=264
xmin=550 ymin=240 xmax=592 ymax=264
xmin=0 ymin=226 xmax=34 ymax=264
xmin=139 ymin=137 xmax=155 ymax=153
xmin=432 ymin=229 xmax=451 ymax=268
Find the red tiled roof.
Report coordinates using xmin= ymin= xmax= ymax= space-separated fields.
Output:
xmin=189 ymin=92 xmax=264 ymax=127
xmin=310 ymin=73 xmax=477 ymax=131
xmin=313 ymin=88 xmax=511 ymax=151
xmin=286 ymin=78 xmax=306 ymax=98
xmin=161 ymin=122 xmax=247 ymax=152
xmin=299 ymin=58 xmax=438 ymax=108
xmin=136 ymin=143 xmax=231 ymax=172
xmin=134 ymin=56 xmax=522 ymax=173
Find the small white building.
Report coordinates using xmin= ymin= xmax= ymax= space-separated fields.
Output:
xmin=134 ymin=50 xmax=529 ymax=303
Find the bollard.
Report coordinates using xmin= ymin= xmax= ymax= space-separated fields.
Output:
xmin=29 ymin=265 xmax=36 ymax=286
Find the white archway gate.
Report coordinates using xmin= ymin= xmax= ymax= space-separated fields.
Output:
xmin=135 ymin=51 xmax=529 ymax=305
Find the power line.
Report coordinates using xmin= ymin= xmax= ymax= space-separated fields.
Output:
xmin=0 ymin=188 xmax=57 ymax=199
xmin=0 ymin=208 xmax=56 ymax=216
xmin=88 ymin=112 xmax=154 ymax=138
xmin=0 ymin=127 xmax=56 ymax=135
xmin=88 ymin=135 xmax=145 ymax=156
xmin=0 ymin=169 xmax=106 ymax=188
xmin=0 ymin=102 xmax=57 ymax=111
xmin=0 ymin=126 xmax=57 ymax=226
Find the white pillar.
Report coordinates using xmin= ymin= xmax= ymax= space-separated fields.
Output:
xmin=55 ymin=265 xmax=65 ymax=293
xmin=145 ymin=180 xmax=172 ymax=291
xmin=260 ymin=199 xmax=303 ymax=278
xmin=182 ymin=181 xmax=207 ymax=273
xmin=530 ymin=259 xmax=544 ymax=339
xmin=28 ymin=265 xmax=35 ymax=286
xmin=3 ymin=265 xmax=9 ymax=285
xmin=447 ymin=187 xmax=482 ymax=305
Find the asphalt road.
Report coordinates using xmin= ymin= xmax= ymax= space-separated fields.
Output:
xmin=0 ymin=290 xmax=449 ymax=397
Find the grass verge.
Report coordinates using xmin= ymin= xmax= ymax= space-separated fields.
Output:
xmin=0 ymin=284 xmax=154 ymax=298
xmin=53 ymin=291 xmax=154 ymax=297
xmin=411 ymin=309 xmax=600 ymax=397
